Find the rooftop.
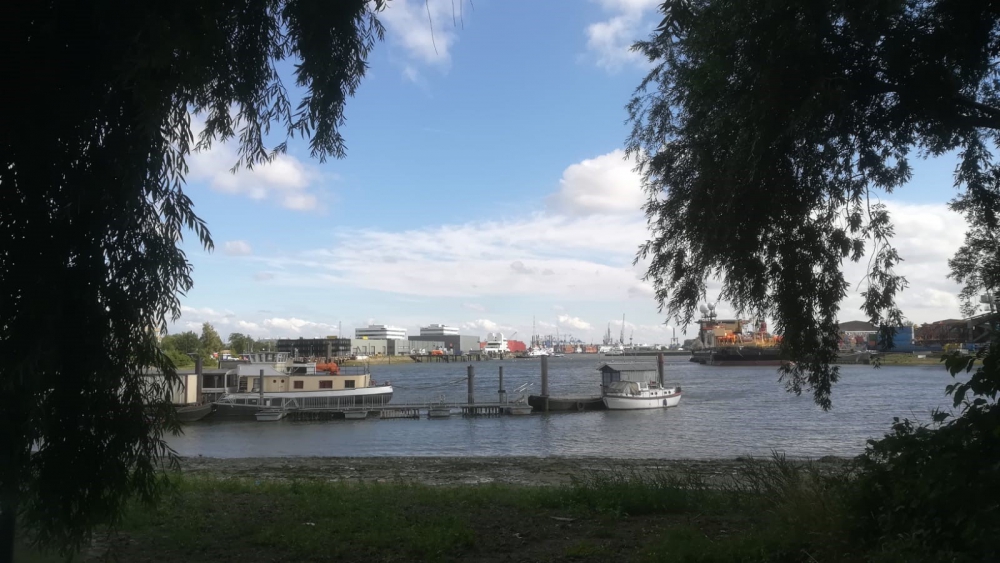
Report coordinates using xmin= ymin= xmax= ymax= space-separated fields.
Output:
xmin=598 ymin=362 xmax=659 ymax=372
xmin=839 ymin=320 xmax=877 ymax=332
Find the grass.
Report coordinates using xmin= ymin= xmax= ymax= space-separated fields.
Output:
xmin=875 ymin=353 xmax=947 ymax=366
xmin=17 ymin=456 xmax=892 ymax=562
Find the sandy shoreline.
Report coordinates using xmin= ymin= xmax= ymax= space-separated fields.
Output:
xmin=177 ymin=455 xmax=851 ymax=486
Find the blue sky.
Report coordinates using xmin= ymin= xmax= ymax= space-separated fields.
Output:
xmin=172 ymin=0 xmax=971 ymax=344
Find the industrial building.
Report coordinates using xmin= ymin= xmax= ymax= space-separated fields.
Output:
xmin=351 ymin=338 xmax=388 ymax=356
xmin=419 ymin=324 xmax=459 ymax=337
xmin=388 ymin=338 xmax=446 ymax=355
xmin=276 ymin=337 xmax=351 ymax=358
xmin=408 ymin=334 xmax=480 ymax=355
xmin=355 ymin=324 xmax=407 ymax=340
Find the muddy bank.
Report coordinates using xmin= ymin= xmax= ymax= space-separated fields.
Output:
xmin=177 ymin=455 xmax=851 ymax=486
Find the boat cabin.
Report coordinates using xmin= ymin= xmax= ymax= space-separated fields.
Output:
xmin=236 ymin=363 xmax=372 ymax=393
xmin=140 ymin=370 xmax=202 ymax=406
xmin=598 ymin=362 xmax=660 ymax=387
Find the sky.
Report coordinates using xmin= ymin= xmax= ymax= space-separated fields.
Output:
xmin=171 ymin=0 xmax=975 ymax=345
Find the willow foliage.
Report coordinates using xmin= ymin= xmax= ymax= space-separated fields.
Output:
xmin=0 ymin=0 xmax=384 ymax=556
xmin=628 ymin=0 xmax=1000 ymax=408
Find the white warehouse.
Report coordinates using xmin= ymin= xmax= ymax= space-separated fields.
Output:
xmin=354 ymin=324 xmax=407 ymax=340
xmin=419 ymin=324 xmax=460 ymax=337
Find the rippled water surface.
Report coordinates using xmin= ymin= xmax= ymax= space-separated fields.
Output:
xmin=170 ymin=355 xmax=954 ymax=459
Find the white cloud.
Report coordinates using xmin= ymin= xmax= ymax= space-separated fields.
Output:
xmin=557 ymin=314 xmax=592 ymax=330
xmin=247 ymin=211 xmax=649 ymax=301
xmin=180 ymin=306 xmax=235 ymax=323
xmin=174 ymin=151 xmax=973 ymax=344
xmin=462 ymin=319 xmax=504 ymax=332
xmin=187 ymin=115 xmax=326 ymax=212
xmin=585 ymin=0 xmax=659 ymax=71
xmin=263 ymin=317 xmax=337 ymax=336
xmin=237 ymin=320 xmax=264 ymax=333
xmin=840 ymin=201 xmax=967 ymax=322
xmin=223 ymin=240 xmax=253 ymax=256
xmin=382 ymin=0 xmax=464 ymax=73
xmin=548 ymin=149 xmax=644 ymax=215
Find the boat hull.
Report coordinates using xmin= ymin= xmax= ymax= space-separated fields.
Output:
xmin=691 ymin=347 xmax=784 ymax=366
xmin=213 ymin=387 xmax=393 ymax=419
xmin=602 ymin=391 xmax=682 ymax=410
xmin=175 ymin=403 xmax=213 ymax=422
xmin=527 ymin=395 xmax=605 ymax=412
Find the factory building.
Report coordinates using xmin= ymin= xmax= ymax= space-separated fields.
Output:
xmin=350 ymin=338 xmax=388 ymax=356
xmin=388 ymin=339 xmax=447 ymax=355
xmin=355 ymin=324 xmax=407 ymax=340
xmin=408 ymin=334 xmax=480 ymax=355
xmin=276 ymin=337 xmax=351 ymax=358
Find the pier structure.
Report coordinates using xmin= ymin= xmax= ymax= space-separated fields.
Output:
xmin=231 ymin=364 xmax=531 ymax=421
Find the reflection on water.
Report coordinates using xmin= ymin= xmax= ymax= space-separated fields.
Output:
xmin=170 ymin=355 xmax=955 ymax=459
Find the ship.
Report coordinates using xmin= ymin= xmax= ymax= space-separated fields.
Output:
xmin=690 ymin=303 xmax=785 ymax=366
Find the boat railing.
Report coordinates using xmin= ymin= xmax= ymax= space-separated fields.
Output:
xmin=217 ymin=393 xmax=394 ymax=411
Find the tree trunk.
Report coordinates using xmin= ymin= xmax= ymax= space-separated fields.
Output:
xmin=0 ymin=495 xmax=15 ymax=563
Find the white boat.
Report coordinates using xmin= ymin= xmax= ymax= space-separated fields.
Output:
xmin=601 ymin=344 xmax=626 ymax=356
xmin=255 ymin=409 xmax=286 ymax=422
xmin=598 ymin=362 xmax=682 ymax=410
xmin=527 ymin=346 xmax=550 ymax=357
xmin=602 ymin=381 xmax=682 ymax=410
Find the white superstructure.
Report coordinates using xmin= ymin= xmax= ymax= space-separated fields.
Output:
xmin=483 ymin=332 xmax=509 ymax=356
xmin=419 ymin=324 xmax=460 ymax=337
xmin=355 ymin=324 xmax=407 ymax=340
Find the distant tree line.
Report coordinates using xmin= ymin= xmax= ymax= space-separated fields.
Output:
xmin=159 ymin=324 xmax=275 ymax=368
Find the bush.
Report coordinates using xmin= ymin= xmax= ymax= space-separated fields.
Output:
xmin=851 ymin=343 xmax=1000 ymax=561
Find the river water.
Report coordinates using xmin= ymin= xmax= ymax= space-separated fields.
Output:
xmin=170 ymin=355 xmax=956 ymax=459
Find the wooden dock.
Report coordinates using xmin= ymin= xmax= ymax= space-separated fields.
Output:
xmin=256 ymin=401 xmax=527 ymax=422
xmin=409 ymin=354 xmax=490 ymax=363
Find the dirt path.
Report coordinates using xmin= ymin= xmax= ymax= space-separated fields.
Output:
xmin=178 ymin=455 xmax=850 ymax=486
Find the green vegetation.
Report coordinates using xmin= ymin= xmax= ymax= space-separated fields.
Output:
xmin=628 ymin=4 xmax=1000 ymax=561
xmin=20 ymin=455 xmax=991 ymax=562
xmin=873 ymin=354 xmax=946 ymax=366
xmin=3 ymin=0 xmax=387 ymax=557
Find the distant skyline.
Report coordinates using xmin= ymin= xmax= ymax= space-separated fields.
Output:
xmin=170 ymin=0 xmax=973 ymax=344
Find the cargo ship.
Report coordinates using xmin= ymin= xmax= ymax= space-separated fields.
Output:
xmin=690 ymin=303 xmax=785 ymax=366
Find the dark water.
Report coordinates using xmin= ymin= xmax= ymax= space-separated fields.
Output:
xmin=170 ymin=355 xmax=955 ymax=459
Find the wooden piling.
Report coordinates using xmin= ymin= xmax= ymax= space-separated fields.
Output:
xmin=541 ymin=355 xmax=549 ymax=412
xmin=498 ymin=366 xmax=506 ymax=404
xmin=467 ymin=365 xmax=475 ymax=405
xmin=657 ymin=352 xmax=664 ymax=386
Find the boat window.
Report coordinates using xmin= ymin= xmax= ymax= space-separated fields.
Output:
xmin=319 ymin=381 xmax=333 ymax=389
xmin=344 ymin=380 xmax=355 ymax=389
xmin=294 ymin=381 xmax=304 ymax=389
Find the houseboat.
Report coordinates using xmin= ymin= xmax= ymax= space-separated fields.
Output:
xmin=212 ymin=352 xmax=393 ymax=418
xmin=142 ymin=359 xmax=214 ymax=422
